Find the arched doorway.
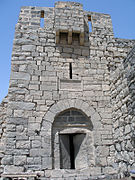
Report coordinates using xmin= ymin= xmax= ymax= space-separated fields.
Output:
xmin=52 ymin=108 xmax=94 ymax=170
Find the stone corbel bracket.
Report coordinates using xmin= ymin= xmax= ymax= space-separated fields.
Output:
xmin=55 ymin=28 xmax=84 ymax=46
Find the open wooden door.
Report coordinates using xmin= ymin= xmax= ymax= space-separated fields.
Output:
xmin=59 ymin=134 xmax=70 ymax=169
xmin=73 ymin=133 xmax=87 ymax=169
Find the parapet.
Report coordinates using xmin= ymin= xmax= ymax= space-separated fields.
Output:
xmin=17 ymin=1 xmax=114 ymax=47
xmin=55 ymin=1 xmax=84 ymax=45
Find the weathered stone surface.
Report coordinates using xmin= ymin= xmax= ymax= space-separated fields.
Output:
xmin=1 ymin=155 xmax=13 ymax=165
xmin=22 ymin=45 xmax=36 ymax=51
xmin=16 ymin=141 xmax=30 ymax=149
xmin=14 ymin=155 xmax=26 ymax=165
xmin=32 ymin=140 xmax=41 ymax=148
xmin=4 ymin=165 xmax=24 ymax=173
xmin=0 ymin=1 xmax=135 ymax=179
xmin=8 ymin=102 xmax=35 ymax=110
xmin=30 ymin=149 xmax=46 ymax=157
xmin=10 ymin=72 xmax=30 ymax=81
xmin=14 ymin=38 xmax=33 ymax=45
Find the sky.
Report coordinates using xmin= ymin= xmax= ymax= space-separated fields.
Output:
xmin=0 ymin=0 xmax=135 ymax=103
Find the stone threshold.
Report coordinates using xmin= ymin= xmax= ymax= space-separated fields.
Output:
xmin=1 ymin=173 xmax=38 ymax=178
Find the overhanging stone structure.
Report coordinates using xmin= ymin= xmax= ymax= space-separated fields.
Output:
xmin=0 ymin=1 xmax=135 ymax=180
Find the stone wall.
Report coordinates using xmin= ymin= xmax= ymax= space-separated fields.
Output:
xmin=110 ymin=45 xmax=135 ymax=178
xmin=0 ymin=97 xmax=8 ymax=174
xmin=0 ymin=1 xmax=135 ymax=179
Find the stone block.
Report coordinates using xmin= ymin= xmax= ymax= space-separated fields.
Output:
xmin=125 ymin=124 xmax=131 ymax=134
xmin=82 ymin=49 xmax=89 ymax=56
xmin=22 ymin=45 xmax=36 ymax=51
xmin=4 ymin=165 xmax=24 ymax=173
xmin=74 ymin=48 xmax=81 ymax=55
xmin=27 ymin=157 xmax=34 ymax=165
xmin=14 ymin=38 xmax=33 ymax=45
xmin=91 ymin=112 xmax=101 ymax=128
xmin=29 ymin=84 xmax=39 ymax=90
xmin=7 ymin=117 xmax=28 ymax=125
xmin=42 ymin=156 xmax=52 ymax=169
xmin=103 ymin=166 xmax=117 ymax=174
xmin=14 ymin=110 xmax=24 ymax=117
xmin=37 ymin=46 xmax=43 ymax=52
xmin=32 ymin=140 xmax=41 ymax=148
xmin=30 ymin=148 xmax=47 ymax=157
xmin=10 ymin=72 xmax=30 ymax=81
xmin=63 ymin=47 xmax=73 ymax=53
xmin=96 ymin=146 xmax=109 ymax=157
xmin=1 ymin=155 xmax=13 ymax=165
xmin=45 ymin=47 xmax=55 ymax=52
xmin=8 ymin=102 xmax=35 ymax=110
xmin=14 ymin=155 xmax=26 ymax=165
xmin=89 ymin=167 xmax=101 ymax=176
xmin=45 ymin=170 xmax=52 ymax=178
xmin=34 ymin=157 xmax=41 ymax=164
xmin=51 ymin=169 xmax=63 ymax=178
xmin=16 ymin=140 xmax=30 ymax=149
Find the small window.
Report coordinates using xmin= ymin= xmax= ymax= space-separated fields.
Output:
xmin=60 ymin=32 xmax=68 ymax=44
xmin=69 ymin=63 xmax=72 ymax=79
xmin=72 ymin=33 xmax=80 ymax=45
xmin=88 ymin=16 xmax=92 ymax=32
xmin=40 ymin=10 xmax=44 ymax=28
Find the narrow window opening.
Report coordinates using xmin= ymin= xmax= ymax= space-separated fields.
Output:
xmin=88 ymin=16 xmax=92 ymax=32
xmin=69 ymin=134 xmax=75 ymax=169
xmin=69 ymin=63 xmax=72 ymax=79
xmin=72 ymin=33 xmax=80 ymax=45
xmin=40 ymin=10 xmax=44 ymax=28
xmin=60 ymin=32 xmax=68 ymax=44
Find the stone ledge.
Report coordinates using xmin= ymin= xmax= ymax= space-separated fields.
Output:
xmin=1 ymin=173 xmax=37 ymax=177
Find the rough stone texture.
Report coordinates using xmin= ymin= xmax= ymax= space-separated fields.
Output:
xmin=110 ymin=45 xmax=135 ymax=179
xmin=0 ymin=1 xmax=135 ymax=180
xmin=0 ymin=97 xmax=8 ymax=174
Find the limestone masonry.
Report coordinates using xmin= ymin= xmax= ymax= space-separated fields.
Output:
xmin=0 ymin=1 xmax=135 ymax=180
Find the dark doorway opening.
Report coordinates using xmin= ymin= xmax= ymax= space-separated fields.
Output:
xmin=69 ymin=134 xmax=75 ymax=169
xmin=59 ymin=133 xmax=85 ymax=169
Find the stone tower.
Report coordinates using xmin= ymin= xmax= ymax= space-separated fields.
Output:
xmin=0 ymin=1 xmax=135 ymax=180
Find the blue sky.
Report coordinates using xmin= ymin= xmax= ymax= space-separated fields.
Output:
xmin=0 ymin=0 xmax=135 ymax=103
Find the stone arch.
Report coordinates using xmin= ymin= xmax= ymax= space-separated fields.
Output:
xmin=53 ymin=107 xmax=93 ymax=131
xmin=42 ymin=99 xmax=101 ymax=127
xmin=52 ymin=107 xmax=94 ymax=169
xmin=40 ymin=99 xmax=101 ymax=170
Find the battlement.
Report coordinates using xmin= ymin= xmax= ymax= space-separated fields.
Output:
xmin=55 ymin=1 xmax=83 ymax=8
xmin=18 ymin=2 xmax=114 ymax=46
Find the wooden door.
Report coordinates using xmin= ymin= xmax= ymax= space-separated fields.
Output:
xmin=59 ymin=134 xmax=70 ymax=169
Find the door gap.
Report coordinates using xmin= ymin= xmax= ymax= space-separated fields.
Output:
xmin=69 ymin=134 xmax=75 ymax=169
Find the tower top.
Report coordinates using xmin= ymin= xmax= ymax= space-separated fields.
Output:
xmin=55 ymin=1 xmax=83 ymax=8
